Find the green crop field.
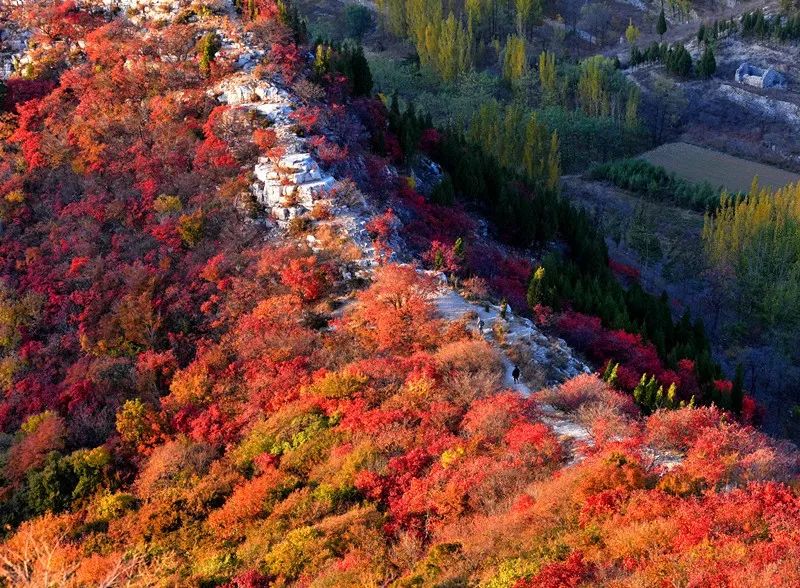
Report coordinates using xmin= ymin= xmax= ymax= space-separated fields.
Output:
xmin=640 ymin=142 xmax=800 ymax=194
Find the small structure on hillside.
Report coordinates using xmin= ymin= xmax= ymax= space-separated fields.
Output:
xmin=735 ymin=62 xmax=787 ymax=89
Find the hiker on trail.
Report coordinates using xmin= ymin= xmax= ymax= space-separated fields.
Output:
xmin=477 ymin=318 xmax=484 ymax=332
xmin=512 ymin=365 xmax=520 ymax=384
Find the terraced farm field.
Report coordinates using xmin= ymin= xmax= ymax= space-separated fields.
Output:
xmin=641 ymin=142 xmax=800 ymax=193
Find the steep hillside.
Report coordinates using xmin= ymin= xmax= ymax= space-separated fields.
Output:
xmin=0 ymin=1 xmax=799 ymax=587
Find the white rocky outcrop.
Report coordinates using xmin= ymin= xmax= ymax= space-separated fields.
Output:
xmin=254 ymin=153 xmax=334 ymax=206
xmin=0 ymin=22 xmax=29 ymax=80
xmin=99 ymin=0 xmax=185 ymax=17
xmin=213 ymin=74 xmax=293 ymax=107
xmin=212 ymin=64 xmax=337 ymax=224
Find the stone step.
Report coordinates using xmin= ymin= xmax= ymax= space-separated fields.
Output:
xmin=279 ymin=153 xmax=317 ymax=173
xmin=297 ymin=176 xmax=335 ymax=200
xmin=254 ymin=102 xmax=293 ymax=122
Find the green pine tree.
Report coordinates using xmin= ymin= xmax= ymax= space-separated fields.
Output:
xmin=349 ymin=45 xmax=373 ymax=96
xmin=431 ymin=174 xmax=455 ymax=205
xmin=453 ymin=236 xmax=465 ymax=259
xmin=602 ymin=360 xmax=614 ymax=381
xmin=698 ymin=45 xmax=716 ymax=78
xmin=607 ymin=363 xmax=619 ymax=387
xmin=633 ymin=373 xmax=648 ymax=406
xmin=666 ymin=382 xmax=677 ymax=408
xmin=198 ymin=33 xmax=220 ymax=77
xmin=731 ymin=363 xmax=744 ymax=416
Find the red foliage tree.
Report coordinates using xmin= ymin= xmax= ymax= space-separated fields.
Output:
xmin=346 ymin=265 xmax=441 ymax=354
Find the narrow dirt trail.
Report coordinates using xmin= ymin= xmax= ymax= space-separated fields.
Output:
xmin=433 ymin=287 xmax=686 ymax=469
xmin=433 ymin=286 xmax=595 ymax=461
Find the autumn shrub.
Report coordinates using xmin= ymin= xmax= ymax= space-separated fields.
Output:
xmin=92 ymin=491 xmax=138 ymax=522
xmin=310 ymin=201 xmax=332 ymax=220
xmin=538 ymin=373 xmax=637 ymax=418
xmin=483 ymin=556 xmax=543 ymax=588
xmin=504 ymin=422 xmax=561 ymax=464
xmin=136 ymin=439 xmax=216 ymax=496
xmin=436 ymin=339 xmax=502 ymax=379
xmin=395 ymin=541 xmax=469 ymax=587
xmin=153 ymin=194 xmax=182 ymax=215
xmin=166 ymin=358 xmax=212 ymax=408
xmin=264 ymin=525 xmax=322 ymax=579
xmin=280 ymin=426 xmax=342 ymax=477
xmin=308 ymin=369 xmax=369 ymax=399
xmin=234 ymin=294 xmax=318 ymax=362
xmin=115 ymin=398 xmax=164 ymax=451
xmin=577 ymin=402 xmax=638 ymax=449
xmin=5 ymin=411 xmax=66 ymax=483
xmin=461 ymin=276 xmax=489 ymax=301
xmin=182 ymin=461 xmax=242 ymax=518
xmin=522 ymin=448 xmax=649 ymax=534
xmin=437 ymin=339 xmax=503 ymax=403
xmin=279 ymin=255 xmax=334 ymax=301
xmin=252 ymin=127 xmax=278 ymax=153
xmin=231 ymin=420 xmax=281 ymax=472
xmin=223 ymin=568 xmax=271 ymax=588
xmin=131 ymin=489 xmax=188 ymax=541
xmin=73 ymin=551 xmax=142 ymax=587
xmin=308 ymin=439 xmax=384 ymax=490
xmin=671 ymin=421 xmax=800 ymax=490
xmin=515 ymin=552 xmax=594 ymax=588
xmin=644 ymin=405 xmax=724 ymax=452
xmin=191 ymin=546 xmax=240 ymax=585
xmin=177 ymin=210 xmax=205 ymax=247
xmin=462 ymin=393 xmax=533 ymax=443
xmin=208 ymin=466 xmax=287 ymax=537
xmin=231 ymin=404 xmax=333 ymax=472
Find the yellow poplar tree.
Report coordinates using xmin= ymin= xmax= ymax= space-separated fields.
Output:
xmin=376 ymin=0 xmax=406 ymax=36
xmin=625 ymin=86 xmax=640 ymax=128
xmin=515 ymin=0 xmax=533 ymax=35
xmin=500 ymin=103 xmax=525 ymax=168
xmin=547 ymin=131 xmax=561 ymax=190
xmin=423 ymin=22 xmax=439 ymax=68
xmin=625 ymin=19 xmax=640 ymax=45
xmin=538 ymin=50 xmax=557 ymax=105
xmin=502 ymin=35 xmax=527 ymax=82
xmin=703 ymin=180 xmax=800 ymax=325
xmin=577 ymin=55 xmax=610 ymax=117
xmin=522 ymin=112 xmax=545 ymax=181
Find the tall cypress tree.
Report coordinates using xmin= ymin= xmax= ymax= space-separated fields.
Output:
xmin=657 ymin=8 xmax=668 ymax=40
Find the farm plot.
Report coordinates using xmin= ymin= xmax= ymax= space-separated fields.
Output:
xmin=640 ymin=142 xmax=800 ymax=194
